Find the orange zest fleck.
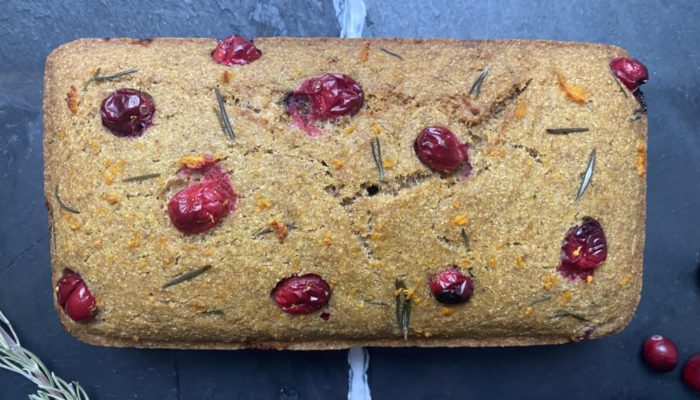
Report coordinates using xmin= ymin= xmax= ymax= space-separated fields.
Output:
xmin=452 ymin=199 xmax=462 ymax=209
xmin=636 ymin=141 xmax=647 ymax=177
xmin=268 ymin=219 xmax=289 ymax=243
xmin=256 ymin=197 xmax=272 ymax=212
xmin=369 ymin=232 xmax=383 ymax=240
xmin=618 ymin=274 xmax=634 ymax=287
xmin=322 ymin=233 xmax=333 ymax=248
xmin=450 ymin=214 xmax=469 ymax=226
xmin=105 ymin=193 xmax=119 ymax=204
xmin=442 ymin=307 xmax=454 ymax=316
xmin=222 ymin=70 xmax=232 ymax=84
xmin=487 ymin=257 xmax=497 ymax=268
xmin=524 ymin=306 xmax=534 ymax=316
xmin=559 ymin=290 xmax=573 ymax=305
xmin=544 ymin=275 xmax=554 ymax=290
xmin=371 ymin=121 xmax=382 ymax=134
xmin=67 ymin=214 xmax=81 ymax=231
xmin=65 ymin=85 xmax=78 ymax=114
xmin=557 ymin=74 xmax=590 ymax=104
xmin=382 ymin=159 xmax=395 ymax=169
xmin=488 ymin=150 xmax=505 ymax=158
xmin=359 ymin=41 xmax=370 ymax=63
xmin=515 ymin=255 xmax=526 ymax=269
xmin=343 ymin=124 xmax=357 ymax=135
xmin=515 ymin=99 xmax=527 ymax=118
xmin=178 ymin=154 xmax=219 ymax=169
xmin=586 ymin=275 xmax=594 ymax=284
xmin=331 ymin=159 xmax=345 ymax=169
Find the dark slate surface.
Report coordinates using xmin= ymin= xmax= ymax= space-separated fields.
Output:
xmin=0 ymin=0 xmax=698 ymax=399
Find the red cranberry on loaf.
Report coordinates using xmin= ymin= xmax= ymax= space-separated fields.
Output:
xmin=429 ymin=266 xmax=474 ymax=305
xmin=558 ymin=218 xmax=608 ymax=280
xmin=56 ymin=271 xmax=97 ymax=322
xmin=100 ymin=88 xmax=155 ymax=137
xmin=212 ymin=35 xmax=261 ymax=66
xmin=272 ymin=274 xmax=331 ymax=314
xmin=414 ymin=126 xmax=470 ymax=174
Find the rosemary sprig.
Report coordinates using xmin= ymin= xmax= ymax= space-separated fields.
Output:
xmin=54 ymin=184 xmax=80 ymax=214
xmin=371 ymin=137 xmax=385 ymax=181
xmin=122 ymin=172 xmax=161 ymax=182
xmin=460 ymin=228 xmax=471 ymax=251
xmin=609 ymin=69 xmax=628 ymax=98
xmin=528 ymin=295 xmax=552 ymax=307
xmin=162 ymin=265 xmax=211 ymax=289
xmin=364 ymin=299 xmax=390 ymax=306
xmin=1 ymin=310 xmax=90 ymax=400
xmin=575 ymin=149 xmax=596 ymax=202
xmin=84 ymin=67 xmax=138 ymax=91
xmin=379 ymin=48 xmax=404 ymax=61
xmin=550 ymin=310 xmax=590 ymax=322
xmin=200 ymin=309 xmax=224 ymax=316
xmin=395 ymin=278 xmax=411 ymax=340
xmin=546 ymin=128 xmax=590 ymax=134
xmin=214 ymin=88 xmax=235 ymax=140
xmin=468 ymin=66 xmax=489 ymax=98
xmin=630 ymin=108 xmax=645 ymax=121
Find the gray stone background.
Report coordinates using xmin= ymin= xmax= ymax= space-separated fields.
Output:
xmin=0 ymin=0 xmax=698 ymax=399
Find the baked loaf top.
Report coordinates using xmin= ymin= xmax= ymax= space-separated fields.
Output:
xmin=44 ymin=37 xmax=646 ymax=349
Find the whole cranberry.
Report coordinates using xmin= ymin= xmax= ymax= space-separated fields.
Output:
xmin=414 ymin=126 xmax=469 ymax=173
xmin=272 ymin=274 xmax=331 ymax=314
xmin=100 ymin=88 xmax=155 ymax=137
xmin=428 ymin=266 xmax=474 ymax=305
xmin=285 ymin=73 xmax=364 ymax=134
xmin=610 ymin=57 xmax=649 ymax=91
xmin=642 ymin=335 xmax=679 ymax=372
xmin=212 ymin=35 xmax=261 ymax=66
xmin=168 ymin=176 xmax=237 ymax=235
xmin=56 ymin=271 xmax=97 ymax=322
xmin=683 ymin=354 xmax=700 ymax=393
xmin=558 ymin=218 xmax=607 ymax=280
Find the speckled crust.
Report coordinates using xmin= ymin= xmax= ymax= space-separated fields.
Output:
xmin=44 ymin=38 xmax=646 ymax=349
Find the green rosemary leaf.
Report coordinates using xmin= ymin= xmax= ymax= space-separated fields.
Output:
xmin=528 ymin=295 xmax=552 ymax=307
xmin=395 ymin=278 xmax=411 ymax=340
xmin=575 ymin=149 xmax=596 ymax=202
xmin=379 ymin=47 xmax=404 ymax=61
xmin=468 ymin=66 xmax=489 ymax=98
xmin=609 ymin=69 xmax=629 ymax=98
xmin=364 ymin=299 xmax=390 ymax=306
xmin=550 ymin=310 xmax=590 ymax=322
xmin=122 ymin=172 xmax=161 ymax=182
xmin=546 ymin=127 xmax=590 ymax=134
xmin=162 ymin=265 xmax=211 ymax=289
xmin=214 ymin=88 xmax=235 ymax=140
xmin=200 ymin=309 xmax=224 ymax=316
xmin=460 ymin=228 xmax=471 ymax=251
xmin=83 ymin=67 xmax=138 ymax=91
xmin=630 ymin=108 xmax=645 ymax=121
xmin=54 ymin=184 xmax=80 ymax=214
xmin=371 ymin=137 xmax=385 ymax=181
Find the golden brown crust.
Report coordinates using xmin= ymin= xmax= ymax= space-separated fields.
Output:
xmin=44 ymin=37 xmax=646 ymax=349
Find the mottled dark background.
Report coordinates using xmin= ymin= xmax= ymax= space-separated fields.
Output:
xmin=0 ymin=1 xmax=698 ymax=399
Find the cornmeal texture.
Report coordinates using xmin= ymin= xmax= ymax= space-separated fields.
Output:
xmin=44 ymin=38 xmax=646 ymax=349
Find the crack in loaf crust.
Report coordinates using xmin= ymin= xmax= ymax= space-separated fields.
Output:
xmin=43 ymin=38 xmax=646 ymax=349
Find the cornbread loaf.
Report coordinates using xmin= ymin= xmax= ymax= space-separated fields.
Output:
xmin=43 ymin=37 xmax=647 ymax=349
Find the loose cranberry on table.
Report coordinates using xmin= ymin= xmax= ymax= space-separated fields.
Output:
xmin=55 ymin=271 xmax=97 ymax=322
xmin=428 ymin=266 xmax=474 ymax=305
xmin=414 ymin=126 xmax=470 ymax=174
xmin=271 ymin=274 xmax=331 ymax=314
xmin=100 ymin=88 xmax=155 ymax=137
xmin=642 ymin=335 xmax=679 ymax=372
xmin=167 ymin=162 xmax=237 ymax=235
xmin=284 ymin=73 xmax=364 ymax=135
xmin=211 ymin=35 xmax=261 ymax=65
xmin=558 ymin=217 xmax=608 ymax=280
xmin=684 ymin=354 xmax=700 ymax=393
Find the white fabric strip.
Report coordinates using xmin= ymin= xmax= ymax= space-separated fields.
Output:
xmin=333 ymin=0 xmax=367 ymax=38
xmin=347 ymin=346 xmax=372 ymax=400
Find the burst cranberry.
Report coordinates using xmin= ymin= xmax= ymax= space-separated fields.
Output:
xmin=272 ymin=274 xmax=331 ymax=314
xmin=428 ymin=266 xmax=474 ymax=305
xmin=610 ymin=57 xmax=648 ymax=91
xmin=55 ymin=271 xmax=97 ymax=322
xmin=414 ymin=126 xmax=469 ymax=173
xmin=684 ymin=354 xmax=700 ymax=392
xmin=100 ymin=88 xmax=155 ymax=137
xmin=285 ymin=73 xmax=364 ymax=135
xmin=167 ymin=164 xmax=237 ymax=235
xmin=643 ymin=335 xmax=679 ymax=372
xmin=558 ymin=218 xmax=608 ymax=280
xmin=212 ymin=35 xmax=261 ymax=66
